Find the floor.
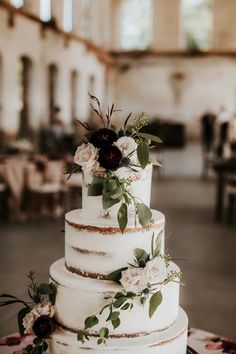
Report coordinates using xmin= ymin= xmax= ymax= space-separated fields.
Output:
xmin=0 ymin=145 xmax=235 ymax=340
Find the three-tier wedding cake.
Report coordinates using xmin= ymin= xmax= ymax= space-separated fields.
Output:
xmin=48 ymin=161 xmax=188 ymax=353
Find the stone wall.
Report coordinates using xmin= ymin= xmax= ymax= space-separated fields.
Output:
xmin=110 ymin=54 xmax=236 ymax=140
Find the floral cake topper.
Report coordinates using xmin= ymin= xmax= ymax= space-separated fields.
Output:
xmin=68 ymin=95 xmax=162 ymax=232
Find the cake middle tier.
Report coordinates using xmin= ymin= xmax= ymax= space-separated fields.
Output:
xmin=50 ymin=258 xmax=180 ymax=337
xmin=65 ymin=209 xmax=165 ymax=278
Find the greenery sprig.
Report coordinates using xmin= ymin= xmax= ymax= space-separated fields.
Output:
xmin=88 ymin=172 xmax=153 ymax=232
xmin=0 ymin=272 xmax=57 ymax=354
xmin=77 ymin=233 xmax=182 ymax=346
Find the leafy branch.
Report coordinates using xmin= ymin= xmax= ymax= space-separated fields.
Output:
xmin=87 ymin=172 xmax=153 ymax=232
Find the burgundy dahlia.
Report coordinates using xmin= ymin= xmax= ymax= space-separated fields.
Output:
xmin=89 ymin=128 xmax=118 ymax=148
xmin=32 ymin=316 xmax=55 ymax=339
xmin=98 ymin=146 xmax=122 ymax=170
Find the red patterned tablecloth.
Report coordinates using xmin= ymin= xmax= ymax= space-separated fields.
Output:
xmin=0 ymin=329 xmax=235 ymax=354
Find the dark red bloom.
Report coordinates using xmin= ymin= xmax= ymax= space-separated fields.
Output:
xmin=32 ymin=316 xmax=55 ymax=339
xmin=98 ymin=146 xmax=122 ymax=170
xmin=89 ymin=128 xmax=118 ymax=148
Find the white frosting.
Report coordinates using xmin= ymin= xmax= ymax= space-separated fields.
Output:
xmin=82 ymin=164 xmax=153 ymax=219
xmin=65 ymin=209 xmax=165 ymax=276
xmin=49 ymin=308 xmax=188 ymax=354
xmin=50 ymin=259 xmax=180 ymax=336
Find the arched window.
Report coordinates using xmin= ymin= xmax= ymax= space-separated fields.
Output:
xmin=120 ymin=0 xmax=153 ymax=50
xmin=71 ymin=70 xmax=78 ymax=121
xmin=10 ymin=0 xmax=24 ymax=8
xmin=17 ymin=56 xmax=33 ymax=138
xmin=181 ymin=0 xmax=213 ymax=50
xmin=63 ymin=0 xmax=74 ymax=32
xmin=48 ymin=64 xmax=58 ymax=123
xmin=40 ymin=0 xmax=52 ymax=22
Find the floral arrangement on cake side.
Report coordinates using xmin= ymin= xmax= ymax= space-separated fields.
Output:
xmin=77 ymin=231 xmax=182 ymax=345
xmin=0 ymin=272 xmax=56 ymax=354
xmin=68 ymin=95 xmax=162 ymax=232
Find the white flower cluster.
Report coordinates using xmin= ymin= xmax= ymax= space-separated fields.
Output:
xmin=120 ymin=257 xmax=167 ymax=293
xmin=22 ymin=301 xmax=55 ymax=334
xmin=74 ymin=137 xmax=138 ymax=172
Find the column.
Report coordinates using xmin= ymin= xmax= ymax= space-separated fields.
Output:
xmin=152 ymin=0 xmax=181 ymax=51
xmin=213 ymin=0 xmax=236 ymax=50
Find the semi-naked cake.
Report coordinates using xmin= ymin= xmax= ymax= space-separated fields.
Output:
xmin=48 ymin=164 xmax=188 ymax=354
xmin=0 ymin=104 xmax=188 ymax=354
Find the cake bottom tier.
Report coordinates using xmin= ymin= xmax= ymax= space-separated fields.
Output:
xmin=49 ymin=308 xmax=188 ymax=354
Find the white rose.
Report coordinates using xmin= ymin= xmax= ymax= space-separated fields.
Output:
xmin=145 ymin=257 xmax=167 ymax=286
xmin=22 ymin=312 xmax=35 ymax=334
xmin=120 ymin=267 xmax=146 ymax=293
xmin=74 ymin=143 xmax=98 ymax=171
xmin=32 ymin=301 xmax=55 ymax=318
xmin=114 ymin=137 xmax=138 ymax=164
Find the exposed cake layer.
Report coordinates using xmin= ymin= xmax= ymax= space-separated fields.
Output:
xmin=50 ymin=259 xmax=180 ymax=336
xmin=49 ymin=308 xmax=188 ymax=354
xmin=65 ymin=209 xmax=165 ymax=277
xmin=82 ymin=164 xmax=153 ymax=219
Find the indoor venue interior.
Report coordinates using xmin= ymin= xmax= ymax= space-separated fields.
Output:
xmin=0 ymin=0 xmax=236 ymax=352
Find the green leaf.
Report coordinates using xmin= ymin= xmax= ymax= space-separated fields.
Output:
xmin=102 ymin=194 xmax=121 ymax=209
xmin=42 ymin=341 xmax=48 ymax=352
xmin=38 ymin=283 xmax=54 ymax=295
xmin=77 ymin=330 xmax=85 ymax=343
xmin=65 ymin=163 xmax=80 ymax=180
xmin=137 ymin=142 xmax=149 ymax=169
xmin=138 ymin=132 xmax=162 ymax=143
xmin=112 ymin=317 xmax=121 ymax=329
xmin=105 ymin=267 xmax=128 ymax=283
xmin=149 ymin=291 xmax=163 ymax=318
xmin=134 ymin=248 xmax=150 ymax=266
xmin=121 ymin=303 xmax=130 ymax=310
xmin=48 ymin=283 xmax=57 ymax=305
xmin=99 ymin=327 xmax=109 ymax=339
xmin=84 ymin=315 xmax=99 ymax=329
xmin=97 ymin=338 xmax=104 ymax=345
xmin=137 ymin=203 xmax=152 ymax=228
xmin=110 ymin=311 xmax=120 ymax=320
xmin=24 ymin=344 xmax=33 ymax=353
xmin=18 ymin=307 xmax=30 ymax=336
xmin=113 ymin=297 xmax=126 ymax=308
xmin=88 ymin=176 xmax=104 ymax=196
xmin=117 ymin=203 xmax=128 ymax=233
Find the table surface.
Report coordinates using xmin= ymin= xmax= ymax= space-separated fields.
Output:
xmin=0 ymin=328 xmax=235 ymax=354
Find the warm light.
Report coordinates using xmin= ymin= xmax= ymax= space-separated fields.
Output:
xmin=10 ymin=0 xmax=24 ymax=8
xmin=63 ymin=0 xmax=74 ymax=32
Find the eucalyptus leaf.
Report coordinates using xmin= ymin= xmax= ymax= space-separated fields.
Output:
xmin=105 ymin=267 xmax=128 ymax=284
xmin=113 ymin=297 xmax=126 ymax=308
xmin=138 ymin=132 xmax=162 ymax=143
xmin=97 ymin=338 xmax=104 ymax=345
xmin=88 ymin=176 xmax=104 ymax=196
xmin=137 ymin=142 xmax=149 ymax=169
xmin=102 ymin=194 xmax=121 ymax=210
xmin=84 ymin=315 xmax=99 ymax=329
xmin=134 ymin=248 xmax=150 ymax=266
xmin=99 ymin=327 xmax=109 ymax=339
xmin=38 ymin=283 xmax=54 ymax=295
xmin=137 ymin=203 xmax=152 ymax=228
xmin=118 ymin=203 xmax=128 ymax=233
xmin=112 ymin=317 xmax=121 ymax=329
xmin=110 ymin=311 xmax=120 ymax=320
xmin=77 ymin=330 xmax=85 ymax=343
xmin=149 ymin=291 xmax=163 ymax=318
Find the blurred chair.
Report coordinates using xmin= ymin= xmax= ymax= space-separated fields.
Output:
xmin=26 ymin=159 xmax=67 ymax=218
xmin=65 ymin=172 xmax=82 ymax=211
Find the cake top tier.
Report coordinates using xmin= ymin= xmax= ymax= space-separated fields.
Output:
xmin=68 ymin=95 xmax=162 ymax=232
